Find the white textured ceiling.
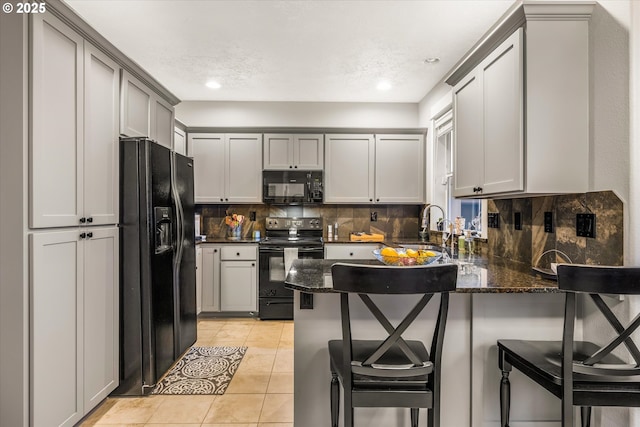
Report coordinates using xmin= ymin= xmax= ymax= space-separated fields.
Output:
xmin=64 ymin=0 xmax=514 ymax=103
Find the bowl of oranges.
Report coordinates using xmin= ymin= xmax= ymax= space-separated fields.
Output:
xmin=373 ymin=246 xmax=441 ymax=266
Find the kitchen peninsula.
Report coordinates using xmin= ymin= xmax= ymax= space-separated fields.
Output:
xmin=286 ymin=256 xmax=567 ymax=427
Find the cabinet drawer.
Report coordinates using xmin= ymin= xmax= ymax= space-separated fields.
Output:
xmin=221 ymin=245 xmax=257 ymax=261
xmin=324 ymin=244 xmax=380 ymax=260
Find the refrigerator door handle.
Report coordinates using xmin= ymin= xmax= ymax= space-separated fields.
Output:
xmin=170 ymin=153 xmax=185 ymax=274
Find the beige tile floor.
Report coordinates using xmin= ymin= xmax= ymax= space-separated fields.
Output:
xmin=80 ymin=318 xmax=294 ymax=427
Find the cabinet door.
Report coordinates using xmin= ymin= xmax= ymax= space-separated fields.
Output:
xmin=481 ymin=28 xmax=524 ymax=195
xmin=196 ymin=246 xmax=203 ymax=314
xmin=201 ymin=246 xmax=221 ymax=312
xmin=324 ymin=244 xmax=380 ymax=260
xmin=325 ymin=134 xmax=375 ymax=203
xmin=30 ymin=230 xmax=83 ymax=427
xmin=190 ymin=134 xmax=225 ymax=203
xmin=83 ymin=227 xmax=118 ymax=410
xmin=84 ymin=43 xmax=119 ymax=226
xmin=294 ymin=134 xmax=324 ymax=170
xmin=226 ymin=134 xmax=262 ymax=203
xmin=220 ymin=261 xmax=257 ymax=312
xmin=152 ymin=96 xmax=174 ymax=150
xmin=120 ymin=70 xmax=151 ymax=138
xmin=174 ymin=127 xmax=187 ymax=156
xmin=374 ymin=134 xmax=424 ymax=203
xmin=453 ymin=70 xmax=484 ymax=197
xmin=30 ymin=12 xmax=83 ymax=228
xmin=263 ymin=134 xmax=293 ymax=170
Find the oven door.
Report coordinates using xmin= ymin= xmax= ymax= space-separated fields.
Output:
xmin=258 ymin=246 xmax=323 ymax=320
xmin=259 ymin=246 xmax=323 ymax=298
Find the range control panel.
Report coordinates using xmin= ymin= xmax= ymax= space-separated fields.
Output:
xmin=265 ymin=217 xmax=323 ymax=230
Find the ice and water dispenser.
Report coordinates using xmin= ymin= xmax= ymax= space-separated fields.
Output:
xmin=154 ymin=207 xmax=173 ymax=253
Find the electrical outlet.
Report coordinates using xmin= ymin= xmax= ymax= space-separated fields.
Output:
xmin=300 ymin=293 xmax=314 ymax=309
xmin=514 ymin=212 xmax=522 ymax=230
xmin=576 ymin=213 xmax=596 ymax=238
xmin=544 ymin=212 xmax=554 ymax=233
xmin=488 ymin=212 xmax=500 ymax=229
xmin=370 ymin=211 xmax=378 ymax=222
xmin=249 ymin=211 xmax=256 ymax=221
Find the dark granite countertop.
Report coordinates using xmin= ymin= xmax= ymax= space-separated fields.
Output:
xmin=197 ymin=238 xmax=261 ymax=244
xmin=284 ymin=255 xmax=560 ymax=294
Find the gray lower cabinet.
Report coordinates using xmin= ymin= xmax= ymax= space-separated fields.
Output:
xmin=196 ymin=245 xmax=203 ymax=314
xmin=30 ymin=227 xmax=118 ymax=427
xmin=200 ymin=245 xmax=221 ymax=312
xmin=324 ymin=243 xmax=380 ymax=260
xmin=220 ymin=245 xmax=258 ymax=312
xmin=199 ymin=244 xmax=258 ymax=313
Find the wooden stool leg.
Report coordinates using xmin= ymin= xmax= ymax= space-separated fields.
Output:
xmin=330 ymin=374 xmax=340 ymax=427
xmin=410 ymin=408 xmax=419 ymax=427
xmin=581 ymin=406 xmax=592 ymax=427
xmin=344 ymin=386 xmax=354 ymax=427
xmin=500 ymin=370 xmax=511 ymax=427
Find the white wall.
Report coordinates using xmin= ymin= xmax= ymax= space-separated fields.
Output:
xmin=175 ymin=100 xmax=419 ymax=128
xmin=628 ymin=1 xmax=640 ymax=426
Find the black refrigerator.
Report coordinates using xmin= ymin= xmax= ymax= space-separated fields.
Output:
xmin=113 ymin=137 xmax=197 ymax=395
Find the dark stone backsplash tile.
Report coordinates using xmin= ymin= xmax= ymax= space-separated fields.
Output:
xmin=197 ymin=203 xmax=422 ymax=240
xmin=196 ymin=191 xmax=623 ymax=266
xmin=489 ymin=191 xmax=623 ymax=268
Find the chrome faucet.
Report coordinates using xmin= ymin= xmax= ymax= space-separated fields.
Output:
xmin=420 ymin=204 xmax=453 ymax=262
xmin=420 ymin=204 xmax=445 ymax=242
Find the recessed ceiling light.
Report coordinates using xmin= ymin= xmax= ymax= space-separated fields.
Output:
xmin=424 ymin=57 xmax=440 ymax=64
xmin=206 ymin=81 xmax=221 ymax=89
xmin=376 ymin=81 xmax=392 ymax=91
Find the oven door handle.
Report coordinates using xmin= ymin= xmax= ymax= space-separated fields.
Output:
xmin=265 ymin=301 xmax=293 ymax=306
xmin=260 ymin=246 xmax=323 ymax=253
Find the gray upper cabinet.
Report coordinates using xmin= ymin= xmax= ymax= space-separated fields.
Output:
xmin=453 ymin=28 xmax=523 ymax=198
xmin=190 ymin=133 xmax=262 ymax=203
xmin=30 ymin=12 xmax=119 ymax=228
xmin=190 ymin=133 xmax=225 ymax=203
xmin=120 ymin=70 xmax=174 ymax=150
xmin=449 ymin=3 xmax=593 ymax=198
xmin=263 ymin=133 xmax=323 ymax=170
xmin=374 ymin=134 xmax=424 ymax=203
xmin=174 ymin=127 xmax=187 ymax=156
xmin=325 ymin=133 xmax=424 ymax=204
xmin=152 ymin=96 xmax=175 ymax=149
xmin=120 ymin=70 xmax=151 ymax=138
xmin=325 ymin=134 xmax=375 ymax=203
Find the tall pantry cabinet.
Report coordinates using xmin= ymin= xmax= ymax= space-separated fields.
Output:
xmin=29 ymin=11 xmax=119 ymax=426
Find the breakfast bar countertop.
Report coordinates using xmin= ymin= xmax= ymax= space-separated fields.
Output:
xmin=284 ymin=256 xmax=560 ymax=294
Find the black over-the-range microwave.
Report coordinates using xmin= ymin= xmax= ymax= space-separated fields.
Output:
xmin=262 ymin=170 xmax=323 ymax=204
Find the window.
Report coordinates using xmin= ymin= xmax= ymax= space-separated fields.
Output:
xmin=431 ymin=110 xmax=484 ymax=236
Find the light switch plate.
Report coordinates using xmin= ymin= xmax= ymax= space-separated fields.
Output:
xmin=576 ymin=213 xmax=596 ymax=238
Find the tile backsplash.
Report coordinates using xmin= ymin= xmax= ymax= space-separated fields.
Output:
xmin=488 ymin=191 xmax=623 ymax=268
xmin=196 ymin=204 xmax=421 ymax=240
xmin=197 ymin=190 xmax=623 ymax=269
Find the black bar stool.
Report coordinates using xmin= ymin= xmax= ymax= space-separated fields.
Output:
xmin=498 ymin=264 xmax=640 ymax=427
xmin=328 ymin=262 xmax=458 ymax=427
